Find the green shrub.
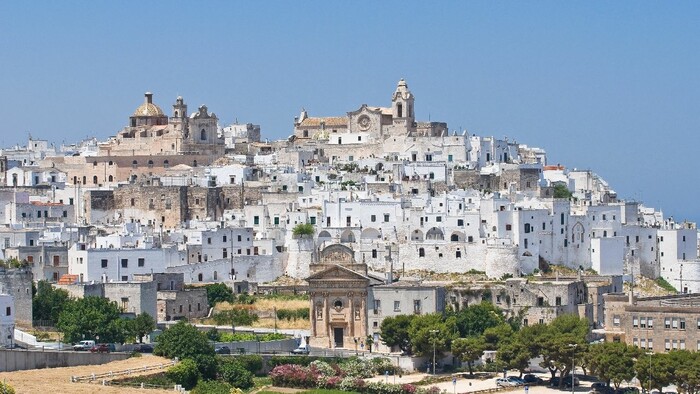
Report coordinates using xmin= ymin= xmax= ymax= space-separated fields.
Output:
xmin=292 ymin=223 xmax=315 ymax=237
xmin=220 ymin=360 xmax=254 ymax=389
xmin=165 ymin=359 xmax=201 ymax=390
xmin=258 ymin=332 xmax=287 ymax=341
xmin=205 ymin=283 xmax=235 ymax=306
xmin=206 ymin=328 xmax=221 ymax=341
xmin=222 ymin=354 xmax=263 ymax=375
xmin=0 ymin=382 xmax=15 ymax=394
xmin=268 ymin=355 xmax=314 ymax=367
xmin=276 ymin=308 xmax=310 ymax=321
xmin=191 ymin=380 xmax=233 ymax=394
xmin=212 ymin=309 xmax=259 ymax=326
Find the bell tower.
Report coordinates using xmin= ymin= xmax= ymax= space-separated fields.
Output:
xmin=172 ymin=96 xmax=188 ymax=120
xmin=392 ymin=78 xmax=415 ymax=121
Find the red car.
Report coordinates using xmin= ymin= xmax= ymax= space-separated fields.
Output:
xmin=89 ymin=343 xmax=110 ymax=353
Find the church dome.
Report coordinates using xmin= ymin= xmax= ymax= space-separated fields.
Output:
xmin=132 ymin=92 xmax=165 ymax=117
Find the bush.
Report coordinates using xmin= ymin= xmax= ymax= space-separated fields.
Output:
xmin=207 ymin=328 xmax=221 ymax=341
xmin=166 ymin=359 xmax=200 ymax=390
xmin=317 ymin=375 xmax=343 ymax=389
xmin=220 ymin=360 xmax=254 ymax=389
xmin=309 ymin=360 xmax=335 ymax=377
xmin=220 ymin=332 xmax=257 ymax=342
xmin=269 ymin=364 xmax=320 ymax=388
xmin=205 ymin=283 xmax=234 ymax=306
xmin=258 ymin=332 xmax=288 ymax=341
xmin=213 ymin=309 xmax=259 ymax=326
xmin=0 ymin=382 xmax=15 ymax=394
xmin=268 ymin=355 xmax=314 ymax=367
xmin=231 ymin=354 xmax=263 ymax=374
xmin=340 ymin=357 xmax=375 ymax=378
xmin=339 ymin=376 xmax=366 ymax=392
xmin=276 ymin=308 xmax=310 ymax=321
xmin=191 ymin=380 xmax=233 ymax=394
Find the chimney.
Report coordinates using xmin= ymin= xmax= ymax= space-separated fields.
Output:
xmin=145 ymin=92 xmax=153 ymax=104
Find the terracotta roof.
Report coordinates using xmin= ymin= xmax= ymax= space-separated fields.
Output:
xmin=58 ymin=274 xmax=79 ymax=285
xmin=299 ymin=117 xmax=347 ymax=127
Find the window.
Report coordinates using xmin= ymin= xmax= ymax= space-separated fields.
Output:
xmin=334 ymin=300 xmax=343 ymax=310
xmin=458 ymin=219 xmax=464 ymax=226
xmin=384 ymin=214 xmax=390 ymax=222
xmin=456 ymin=250 xmax=461 ymax=258
xmin=648 ymin=318 xmax=653 ymax=328
xmin=223 ymin=248 xmax=228 ymax=258
xmin=371 ymin=249 xmax=377 ymax=258
xmin=207 ymin=237 xmax=212 ymax=245
xmin=555 ymin=297 xmax=561 ymax=306
xmin=613 ymin=315 xmax=621 ymax=326
xmin=138 ymin=258 xmax=145 ymax=267
xmin=5 ymin=306 xmax=10 ymax=316
xmin=419 ymin=248 xmax=425 ymax=257
xmin=506 ymin=224 xmax=512 ymax=231
xmin=537 ymin=297 xmax=544 ymax=307
xmin=254 ymin=216 xmax=259 ymax=225
xmin=394 ymin=301 xmax=401 ymax=312
xmin=373 ymin=300 xmax=381 ymax=314
xmin=665 ymin=318 xmax=671 ymax=329
xmin=672 ymin=318 xmax=678 ymax=329
xmin=101 ymin=259 xmax=108 ymax=268
xmin=121 ymin=276 xmax=128 ymax=281
xmin=681 ymin=318 xmax=686 ymax=330
xmin=371 ymin=215 xmax=376 ymax=222
xmin=413 ymin=300 xmax=422 ymax=314
xmin=121 ymin=259 xmax=128 ymax=268
xmin=524 ymin=223 xmax=531 ymax=233
xmin=640 ymin=317 xmax=646 ymax=329
xmin=200 ymin=129 xmax=206 ymax=140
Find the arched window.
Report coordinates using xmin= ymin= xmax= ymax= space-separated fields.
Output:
xmin=132 ymin=160 xmax=138 ymax=168
xmin=193 ymin=160 xmax=198 ymax=167
xmin=174 ymin=110 xmax=179 ymax=117
xmin=108 ymin=175 xmax=113 ymax=182
xmin=147 ymin=160 xmax=154 ymax=168
xmin=93 ymin=176 xmax=98 ymax=184
xmin=200 ymin=129 xmax=206 ymax=141
xmin=163 ymin=160 xmax=169 ymax=168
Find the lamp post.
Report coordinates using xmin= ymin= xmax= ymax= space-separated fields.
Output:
xmin=646 ymin=351 xmax=653 ymax=394
xmin=430 ymin=329 xmax=440 ymax=375
xmin=568 ymin=344 xmax=578 ymax=394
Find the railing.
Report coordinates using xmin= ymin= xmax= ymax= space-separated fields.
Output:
xmin=70 ymin=360 xmax=178 ymax=383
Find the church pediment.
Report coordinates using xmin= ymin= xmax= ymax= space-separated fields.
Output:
xmin=307 ymin=264 xmax=369 ymax=282
xmin=347 ymin=104 xmax=384 ymax=117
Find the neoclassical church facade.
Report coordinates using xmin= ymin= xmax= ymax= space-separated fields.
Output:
xmin=307 ymin=244 xmax=383 ymax=349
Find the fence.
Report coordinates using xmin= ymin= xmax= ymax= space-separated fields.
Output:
xmin=71 ymin=360 xmax=178 ymax=383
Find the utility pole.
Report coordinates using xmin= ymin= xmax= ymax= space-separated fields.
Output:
xmin=430 ymin=329 xmax=440 ymax=375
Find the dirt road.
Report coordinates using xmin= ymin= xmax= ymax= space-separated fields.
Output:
xmin=0 ymin=355 xmax=174 ymax=394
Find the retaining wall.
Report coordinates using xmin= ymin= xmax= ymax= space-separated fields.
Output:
xmin=0 ymin=349 xmax=129 ymax=372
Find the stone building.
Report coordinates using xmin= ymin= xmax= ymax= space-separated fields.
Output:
xmin=0 ymin=267 xmax=32 ymax=326
xmin=307 ymin=244 xmax=382 ymax=349
xmin=133 ymin=273 xmax=208 ymax=322
xmin=3 ymin=245 xmax=68 ymax=282
xmin=602 ymin=292 xmax=700 ymax=353
xmin=0 ymin=293 xmax=14 ymax=348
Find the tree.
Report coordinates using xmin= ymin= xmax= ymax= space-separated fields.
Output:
xmin=219 ymin=360 xmax=254 ymax=389
xmin=635 ymin=352 xmax=673 ymax=393
xmin=57 ymin=296 xmax=127 ymax=343
xmin=452 ymin=302 xmax=506 ymax=337
xmin=166 ymin=358 xmax=201 ymax=390
xmin=154 ymin=321 xmax=216 ymax=378
xmin=212 ymin=308 xmax=259 ymax=326
xmin=586 ymin=342 xmax=638 ymax=389
xmin=670 ymin=350 xmax=700 ymax=394
xmin=205 ymin=283 xmax=234 ymax=306
xmin=497 ymin=338 xmax=532 ymax=377
xmin=32 ymin=280 xmax=72 ymax=323
xmin=452 ymin=336 xmax=486 ymax=376
xmin=292 ymin=223 xmax=314 ymax=237
xmin=380 ymin=315 xmax=415 ymax=354
xmin=553 ymin=184 xmax=573 ymax=199
xmin=538 ymin=314 xmax=589 ymax=385
xmin=128 ymin=312 xmax=156 ymax=343
xmin=482 ymin=323 xmax=514 ymax=350
xmin=407 ymin=313 xmax=457 ymax=357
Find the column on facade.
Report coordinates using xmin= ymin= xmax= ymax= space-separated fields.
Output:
xmin=349 ymin=293 xmax=355 ymax=337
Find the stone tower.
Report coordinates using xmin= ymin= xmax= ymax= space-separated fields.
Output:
xmin=392 ymin=79 xmax=415 ymax=122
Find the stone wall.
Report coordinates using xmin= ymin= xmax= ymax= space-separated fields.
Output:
xmin=0 ymin=349 xmax=129 ymax=372
xmin=0 ymin=268 xmax=33 ymax=326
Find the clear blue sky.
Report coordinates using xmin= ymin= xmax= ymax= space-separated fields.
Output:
xmin=1 ymin=2 xmax=699 ymax=222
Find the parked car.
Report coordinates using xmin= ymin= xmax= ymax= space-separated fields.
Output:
xmin=133 ymin=344 xmax=153 ymax=353
xmin=215 ymin=346 xmax=231 ymax=355
xmin=497 ymin=378 xmax=517 ymax=387
xmin=523 ymin=374 xmax=544 ymax=385
xmin=89 ymin=343 xmax=110 ymax=353
xmin=291 ymin=345 xmax=310 ymax=355
xmin=590 ymin=382 xmax=615 ymax=394
xmin=550 ymin=376 xmax=579 ymax=388
xmin=73 ymin=340 xmax=95 ymax=351
xmin=614 ymin=388 xmax=640 ymax=394
xmin=507 ymin=377 xmax=525 ymax=386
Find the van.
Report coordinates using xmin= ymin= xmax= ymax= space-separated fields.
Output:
xmin=73 ymin=340 xmax=95 ymax=351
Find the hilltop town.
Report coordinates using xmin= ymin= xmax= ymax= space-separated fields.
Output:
xmin=0 ymin=79 xmax=698 ymax=358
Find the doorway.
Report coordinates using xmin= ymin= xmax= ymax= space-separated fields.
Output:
xmin=333 ymin=327 xmax=344 ymax=348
